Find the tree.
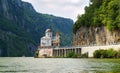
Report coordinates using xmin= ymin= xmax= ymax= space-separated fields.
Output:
xmin=73 ymin=0 xmax=120 ymax=33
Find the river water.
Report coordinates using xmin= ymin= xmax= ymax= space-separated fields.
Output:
xmin=0 ymin=57 xmax=120 ymax=73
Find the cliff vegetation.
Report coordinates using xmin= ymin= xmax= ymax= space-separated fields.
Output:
xmin=73 ymin=0 xmax=120 ymax=46
xmin=73 ymin=0 xmax=120 ymax=33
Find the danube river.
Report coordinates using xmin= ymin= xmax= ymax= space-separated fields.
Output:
xmin=0 ymin=57 xmax=120 ymax=73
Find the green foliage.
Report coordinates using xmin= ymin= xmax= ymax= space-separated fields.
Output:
xmin=116 ymin=49 xmax=120 ymax=58
xmin=106 ymin=49 xmax=117 ymax=58
xmin=0 ymin=39 xmax=8 ymax=57
xmin=73 ymin=0 xmax=120 ymax=33
xmin=81 ymin=52 xmax=88 ymax=58
xmin=34 ymin=50 xmax=39 ymax=57
xmin=66 ymin=52 xmax=78 ymax=58
xmin=93 ymin=48 xmax=119 ymax=58
xmin=94 ymin=49 xmax=104 ymax=58
xmin=0 ymin=16 xmax=36 ymax=56
xmin=0 ymin=17 xmax=29 ymax=38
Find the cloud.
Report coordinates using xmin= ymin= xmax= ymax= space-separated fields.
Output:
xmin=22 ymin=0 xmax=90 ymax=21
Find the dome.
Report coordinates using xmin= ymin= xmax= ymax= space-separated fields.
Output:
xmin=45 ymin=29 xmax=52 ymax=32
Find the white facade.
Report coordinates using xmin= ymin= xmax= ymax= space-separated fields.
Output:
xmin=41 ymin=29 xmax=52 ymax=47
xmin=81 ymin=44 xmax=120 ymax=57
xmin=41 ymin=37 xmax=52 ymax=47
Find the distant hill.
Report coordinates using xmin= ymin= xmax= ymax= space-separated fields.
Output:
xmin=0 ymin=0 xmax=73 ymax=57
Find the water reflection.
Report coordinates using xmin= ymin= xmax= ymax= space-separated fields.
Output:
xmin=0 ymin=57 xmax=120 ymax=73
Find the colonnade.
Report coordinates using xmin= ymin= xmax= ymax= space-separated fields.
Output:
xmin=53 ymin=48 xmax=81 ymax=57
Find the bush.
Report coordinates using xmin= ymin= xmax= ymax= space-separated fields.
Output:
xmin=81 ymin=52 xmax=88 ymax=58
xmin=34 ymin=50 xmax=39 ymax=57
xmin=93 ymin=48 xmax=119 ymax=58
xmin=93 ymin=49 xmax=107 ymax=58
xmin=106 ymin=49 xmax=117 ymax=58
xmin=116 ymin=49 xmax=120 ymax=58
xmin=66 ymin=52 xmax=78 ymax=58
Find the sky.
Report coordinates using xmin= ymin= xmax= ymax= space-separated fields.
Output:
xmin=22 ymin=0 xmax=90 ymax=21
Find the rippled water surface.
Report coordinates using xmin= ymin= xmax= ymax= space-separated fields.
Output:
xmin=0 ymin=57 xmax=120 ymax=73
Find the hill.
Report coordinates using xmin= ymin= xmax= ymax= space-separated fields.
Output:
xmin=73 ymin=0 xmax=120 ymax=46
xmin=0 ymin=0 xmax=73 ymax=57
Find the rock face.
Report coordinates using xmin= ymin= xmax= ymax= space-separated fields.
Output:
xmin=73 ymin=26 xmax=120 ymax=46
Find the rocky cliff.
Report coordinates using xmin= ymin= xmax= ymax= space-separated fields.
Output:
xmin=73 ymin=26 xmax=120 ymax=46
xmin=73 ymin=0 xmax=120 ymax=46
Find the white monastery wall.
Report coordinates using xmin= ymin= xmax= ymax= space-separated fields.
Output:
xmin=81 ymin=44 xmax=120 ymax=57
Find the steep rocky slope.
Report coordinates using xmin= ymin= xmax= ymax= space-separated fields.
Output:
xmin=73 ymin=26 xmax=120 ymax=46
xmin=73 ymin=0 xmax=120 ymax=46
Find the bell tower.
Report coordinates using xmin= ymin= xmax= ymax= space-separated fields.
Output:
xmin=54 ymin=32 xmax=60 ymax=47
xmin=45 ymin=29 xmax=52 ymax=38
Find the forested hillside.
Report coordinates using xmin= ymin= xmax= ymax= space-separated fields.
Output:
xmin=73 ymin=0 xmax=120 ymax=33
xmin=0 ymin=0 xmax=73 ymax=57
xmin=73 ymin=0 xmax=120 ymax=46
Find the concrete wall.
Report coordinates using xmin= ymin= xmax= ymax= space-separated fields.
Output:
xmin=81 ymin=44 xmax=120 ymax=57
xmin=37 ymin=44 xmax=120 ymax=58
xmin=38 ymin=48 xmax=53 ymax=57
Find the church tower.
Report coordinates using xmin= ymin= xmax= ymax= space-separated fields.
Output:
xmin=45 ymin=29 xmax=52 ymax=38
xmin=40 ymin=29 xmax=52 ymax=48
xmin=52 ymin=32 xmax=60 ymax=47
xmin=56 ymin=32 xmax=60 ymax=47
